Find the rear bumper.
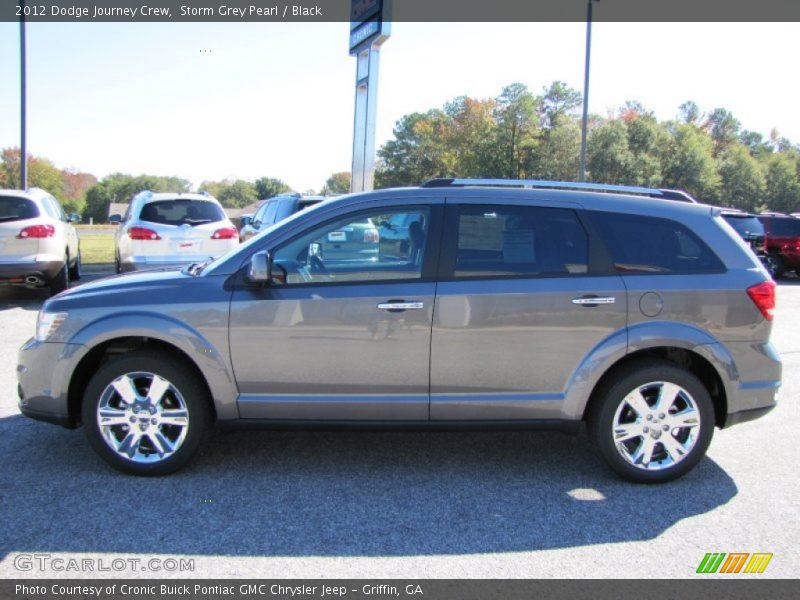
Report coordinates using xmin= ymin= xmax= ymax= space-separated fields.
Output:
xmin=0 ymin=259 xmax=64 ymax=285
xmin=721 ymin=341 xmax=782 ymax=428
xmin=120 ymin=254 xmax=228 ymax=273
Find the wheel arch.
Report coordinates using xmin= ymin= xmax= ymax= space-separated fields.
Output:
xmin=66 ymin=315 xmax=238 ymax=425
xmin=581 ymin=346 xmax=731 ymax=428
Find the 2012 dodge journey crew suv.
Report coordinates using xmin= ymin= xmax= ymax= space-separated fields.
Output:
xmin=17 ymin=179 xmax=782 ymax=483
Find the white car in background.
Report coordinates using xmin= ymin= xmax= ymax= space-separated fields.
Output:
xmin=113 ymin=191 xmax=239 ymax=273
xmin=0 ymin=187 xmax=81 ymax=296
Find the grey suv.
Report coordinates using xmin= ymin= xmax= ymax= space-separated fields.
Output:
xmin=17 ymin=179 xmax=781 ymax=482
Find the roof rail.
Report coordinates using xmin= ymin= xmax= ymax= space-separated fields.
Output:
xmin=421 ymin=178 xmax=666 ymax=197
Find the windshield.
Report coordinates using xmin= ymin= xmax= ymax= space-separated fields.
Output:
xmin=0 ymin=196 xmax=39 ymax=222
xmin=139 ymin=199 xmax=225 ymax=226
xmin=201 ymin=196 xmax=340 ymax=276
xmin=722 ymin=215 xmax=764 ymax=237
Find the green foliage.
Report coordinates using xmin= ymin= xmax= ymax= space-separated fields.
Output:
xmin=1 ymin=148 xmax=65 ymax=196
xmin=661 ymin=125 xmax=721 ymax=202
xmin=321 ymin=172 xmax=351 ymax=195
xmin=764 ymin=153 xmax=800 ymax=213
xmin=717 ymin=144 xmax=766 ymax=211
xmin=199 ymin=179 xmax=258 ymax=208
xmin=254 ymin=176 xmax=291 ymax=200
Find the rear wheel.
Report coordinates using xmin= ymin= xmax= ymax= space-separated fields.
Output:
xmin=82 ymin=350 xmax=211 ymax=476
xmin=68 ymin=250 xmax=81 ymax=280
xmin=588 ymin=360 xmax=715 ymax=483
xmin=765 ymin=252 xmax=785 ymax=279
xmin=115 ymin=251 xmax=122 ymax=274
xmin=48 ymin=253 xmax=69 ymax=296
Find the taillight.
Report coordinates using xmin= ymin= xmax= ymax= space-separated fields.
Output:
xmin=17 ymin=224 xmax=55 ymax=238
xmin=747 ymin=281 xmax=775 ymax=321
xmin=363 ymin=228 xmax=379 ymax=243
xmin=211 ymin=227 xmax=238 ymax=240
xmin=128 ymin=227 xmax=161 ymax=240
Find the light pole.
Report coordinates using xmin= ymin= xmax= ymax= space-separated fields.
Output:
xmin=579 ymin=0 xmax=599 ymax=182
xmin=20 ymin=0 xmax=27 ymax=189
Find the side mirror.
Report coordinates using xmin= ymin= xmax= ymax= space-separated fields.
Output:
xmin=68 ymin=213 xmax=82 ymax=223
xmin=246 ymin=251 xmax=271 ymax=284
xmin=109 ymin=214 xmax=122 ymax=225
xmin=240 ymin=216 xmax=252 ymax=227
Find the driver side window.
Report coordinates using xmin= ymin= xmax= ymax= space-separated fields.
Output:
xmin=272 ymin=207 xmax=430 ymax=285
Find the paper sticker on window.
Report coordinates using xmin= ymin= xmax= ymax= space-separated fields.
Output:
xmin=502 ymin=230 xmax=535 ymax=263
xmin=328 ymin=231 xmax=347 ymax=242
xmin=458 ymin=215 xmax=505 ymax=251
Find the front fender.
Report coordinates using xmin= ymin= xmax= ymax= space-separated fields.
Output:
xmin=69 ymin=312 xmax=239 ymax=420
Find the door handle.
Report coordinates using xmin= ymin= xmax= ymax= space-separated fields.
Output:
xmin=377 ymin=301 xmax=424 ymax=312
xmin=572 ymin=296 xmax=616 ymax=306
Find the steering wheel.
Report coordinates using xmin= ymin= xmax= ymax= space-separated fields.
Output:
xmin=309 ymin=254 xmax=328 ymax=274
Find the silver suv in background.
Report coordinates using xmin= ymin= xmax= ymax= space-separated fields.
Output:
xmin=0 ymin=188 xmax=81 ymax=295
xmin=239 ymin=193 xmax=326 ymax=241
xmin=18 ymin=179 xmax=781 ymax=483
xmin=113 ymin=191 xmax=239 ymax=273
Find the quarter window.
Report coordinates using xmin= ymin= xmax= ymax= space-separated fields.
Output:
xmin=590 ymin=211 xmax=725 ymax=274
xmin=272 ymin=207 xmax=430 ymax=285
xmin=452 ymin=205 xmax=589 ymax=278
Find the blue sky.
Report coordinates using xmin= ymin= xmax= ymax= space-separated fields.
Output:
xmin=0 ymin=22 xmax=797 ymax=192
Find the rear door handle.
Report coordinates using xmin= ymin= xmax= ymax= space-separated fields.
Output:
xmin=572 ymin=296 xmax=616 ymax=306
xmin=377 ymin=301 xmax=424 ymax=312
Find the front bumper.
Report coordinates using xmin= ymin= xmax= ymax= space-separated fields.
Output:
xmin=17 ymin=338 xmax=85 ymax=428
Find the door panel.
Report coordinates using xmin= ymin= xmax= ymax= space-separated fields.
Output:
xmin=430 ymin=277 xmax=627 ymax=420
xmin=229 ymin=203 xmax=441 ymax=421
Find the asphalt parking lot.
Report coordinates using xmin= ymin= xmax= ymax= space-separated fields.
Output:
xmin=0 ymin=273 xmax=798 ymax=579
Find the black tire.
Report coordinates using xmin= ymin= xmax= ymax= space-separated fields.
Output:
xmin=588 ymin=359 xmax=715 ymax=484
xmin=765 ymin=252 xmax=785 ymax=279
xmin=69 ymin=250 xmax=82 ymax=281
xmin=82 ymin=350 xmax=211 ymax=476
xmin=48 ymin=254 xmax=69 ymax=296
xmin=115 ymin=251 xmax=122 ymax=274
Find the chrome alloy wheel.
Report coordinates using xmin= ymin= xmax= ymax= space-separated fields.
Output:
xmin=96 ymin=372 xmax=189 ymax=463
xmin=611 ymin=381 xmax=701 ymax=471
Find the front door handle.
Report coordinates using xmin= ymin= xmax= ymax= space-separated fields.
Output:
xmin=572 ymin=296 xmax=616 ymax=306
xmin=377 ymin=301 xmax=424 ymax=312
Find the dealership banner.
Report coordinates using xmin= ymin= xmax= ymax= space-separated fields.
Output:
xmin=3 ymin=579 xmax=798 ymax=600
xmin=2 ymin=0 xmax=800 ymax=22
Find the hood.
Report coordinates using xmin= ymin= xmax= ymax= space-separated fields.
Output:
xmin=45 ymin=268 xmax=196 ymax=310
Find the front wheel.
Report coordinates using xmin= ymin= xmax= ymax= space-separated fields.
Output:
xmin=82 ymin=350 xmax=211 ymax=475
xmin=588 ymin=360 xmax=715 ymax=483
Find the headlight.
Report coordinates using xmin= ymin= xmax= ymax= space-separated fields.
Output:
xmin=35 ymin=311 xmax=68 ymax=342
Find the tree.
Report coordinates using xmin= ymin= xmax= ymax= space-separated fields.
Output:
xmin=376 ymin=110 xmax=454 ymax=187
xmin=493 ymin=83 xmax=540 ymax=178
xmin=764 ymin=153 xmax=800 ymax=213
xmin=536 ymin=113 xmax=581 ymax=181
xmin=321 ymin=172 xmax=351 ymax=195
xmin=587 ymin=119 xmax=636 ymax=184
xmin=717 ymin=144 xmax=766 ymax=211
xmin=199 ymin=179 xmax=257 ymax=208
xmin=678 ymin=101 xmax=702 ymax=125
xmin=254 ymin=176 xmax=290 ymax=200
xmin=661 ymin=124 xmax=720 ymax=202
xmin=1 ymin=147 xmax=64 ymax=196
xmin=704 ymin=108 xmax=741 ymax=157
xmin=539 ymin=81 xmax=582 ymax=129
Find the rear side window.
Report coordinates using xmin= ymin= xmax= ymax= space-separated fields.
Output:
xmin=138 ymin=200 xmax=225 ymax=226
xmin=0 ymin=196 xmax=39 ymax=222
xmin=453 ymin=205 xmax=589 ymax=278
xmin=590 ymin=211 xmax=725 ymax=274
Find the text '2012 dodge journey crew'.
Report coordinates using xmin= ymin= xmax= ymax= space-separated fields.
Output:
xmin=17 ymin=180 xmax=781 ymax=483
